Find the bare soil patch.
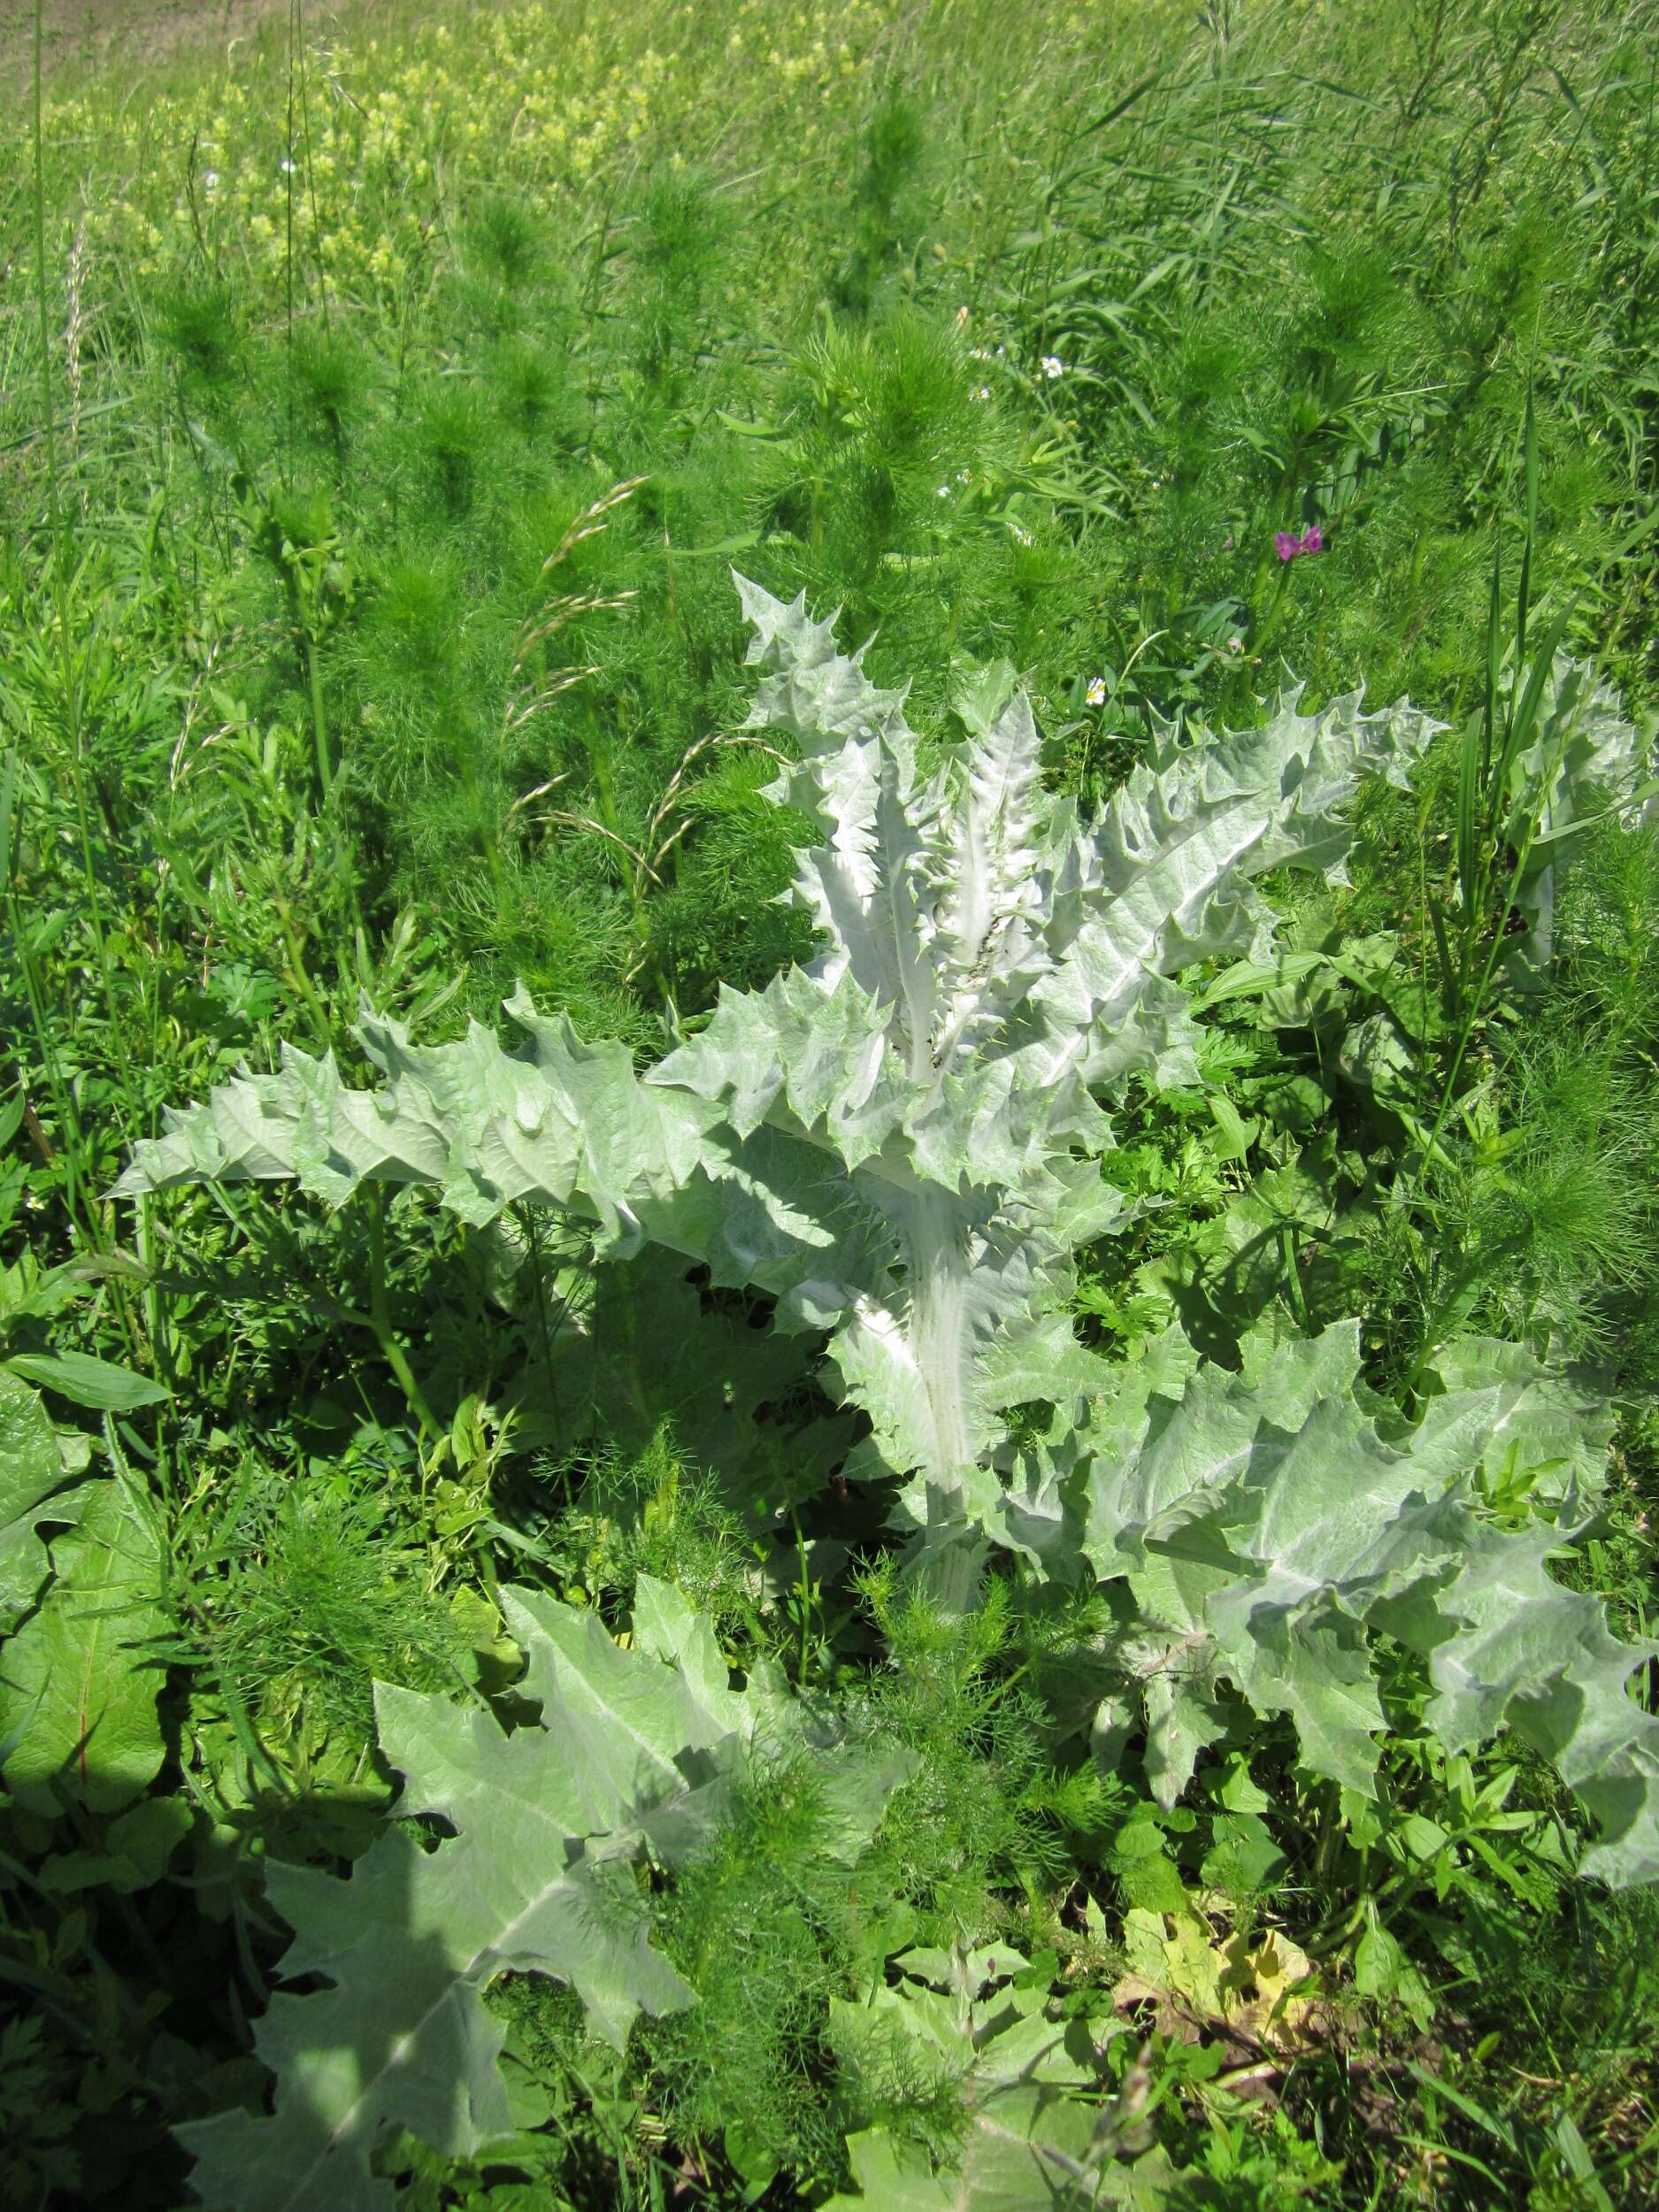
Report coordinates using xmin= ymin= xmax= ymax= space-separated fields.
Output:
xmin=1 ymin=0 xmax=426 ymax=86
xmin=4 ymin=2 xmax=280 ymax=73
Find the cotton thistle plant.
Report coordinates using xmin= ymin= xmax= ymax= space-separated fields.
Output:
xmin=122 ymin=577 xmax=1659 ymax=1884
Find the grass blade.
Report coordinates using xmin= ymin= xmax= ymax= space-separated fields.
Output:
xmin=1516 ymin=380 xmax=1537 ymax=673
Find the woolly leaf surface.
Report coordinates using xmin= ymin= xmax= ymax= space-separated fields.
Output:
xmin=1071 ymin=1326 xmax=1657 ymax=1877
xmin=176 ymin=1580 xmax=845 ymax=2212
xmin=825 ymin=1949 xmax=1163 ymax=2208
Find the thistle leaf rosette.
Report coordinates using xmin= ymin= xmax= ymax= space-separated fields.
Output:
xmin=122 ymin=579 xmax=1442 ymax=1532
xmin=119 ymin=582 xmax=1659 ymax=1884
xmin=672 ymin=578 xmax=1441 ymax=1529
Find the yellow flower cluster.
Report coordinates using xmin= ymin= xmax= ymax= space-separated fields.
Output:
xmin=59 ymin=0 xmax=891 ymax=314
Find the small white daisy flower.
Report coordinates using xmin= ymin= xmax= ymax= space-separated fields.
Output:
xmin=1086 ymin=677 xmax=1107 ymax=706
xmin=1040 ymin=355 xmax=1064 ymax=380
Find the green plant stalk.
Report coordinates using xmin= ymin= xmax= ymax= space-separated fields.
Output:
xmin=303 ymin=631 xmax=333 ymax=798
xmin=1402 ymin=1232 xmax=1527 ymax=1408
xmin=29 ymin=0 xmax=63 ymax=572
xmin=275 ymin=554 xmax=335 ymax=799
xmin=271 ymin=886 xmax=332 ymax=1044
xmin=284 ymin=17 xmax=296 ymax=484
xmin=6 ymin=873 xmax=94 ymax=1244
xmin=1250 ymin=557 xmax=1294 ymax=655
xmin=134 ymin=1188 xmax=173 ymax=1401
xmin=4 ymin=749 xmax=102 ymax=1247
xmin=29 ymin=0 xmax=148 ymax=1174
xmin=1414 ymin=805 xmax=1440 ymax=1123
xmin=517 ymin=1202 xmax=562 ymax=1429
xmin=1410 ymin=698 xmax=1588 ymax=1190
xmin=296 ymin=0 xmax=331 ymax=336
xmin=450 ymin=737 xmax=508 ymax=903
xmin=365 ymin=1184 xmax=440 ymax=1438
xmin=575 ymin=696 xmax=646 ymax=941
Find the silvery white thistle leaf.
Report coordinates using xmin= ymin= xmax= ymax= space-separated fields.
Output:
xmin=120 ymin=580 xmax=1659 ymax=1883
xmin=178 ymin=1579 xmax=910 ymax=2212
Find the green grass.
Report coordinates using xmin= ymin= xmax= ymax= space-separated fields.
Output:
xmin=3 ymin=0 xmax=1658 ymax=2205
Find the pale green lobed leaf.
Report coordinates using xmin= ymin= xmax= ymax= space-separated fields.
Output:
xmin=735 ymin=572 xmax=919 ymax=810
xmin=118 ymin=995 xmax=718 ymax=1250
xmin=1415 ymin=1336 xmax=1617 ymax=1514
xmin=180 ymin=1578 xmax=911 ymax=2212
xmin=653 ymin=966 xmax=909 ymax=1166
xmin=1035 ymin=687 xmax=1442 ymax=1073
xmin=930 ymin=687 xmax=1052 ymax=1071
xmin=1068 ymin=1325 xmax=1656 ymax=1872
xmin=825 ymin=1952 xmax=1163 ymax=2209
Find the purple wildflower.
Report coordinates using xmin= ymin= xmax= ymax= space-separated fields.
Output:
xmin=1274 ymin=524 xmax=1325 ymax=562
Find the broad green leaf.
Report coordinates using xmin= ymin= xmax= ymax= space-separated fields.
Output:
xmin=0 ymin=1478 xmax=165 ymax=1816
xmin=4 ymin=1348 xmax=169 ymax=1412
xmin=0 ymin=1369 xmax=89 ymax=1632
xmin=35 ymin=1794 xmax=196 ymax=1895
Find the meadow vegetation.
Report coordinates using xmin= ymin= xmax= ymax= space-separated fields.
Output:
xmin=3 ymin=1 xmax=1658 ymax=2206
